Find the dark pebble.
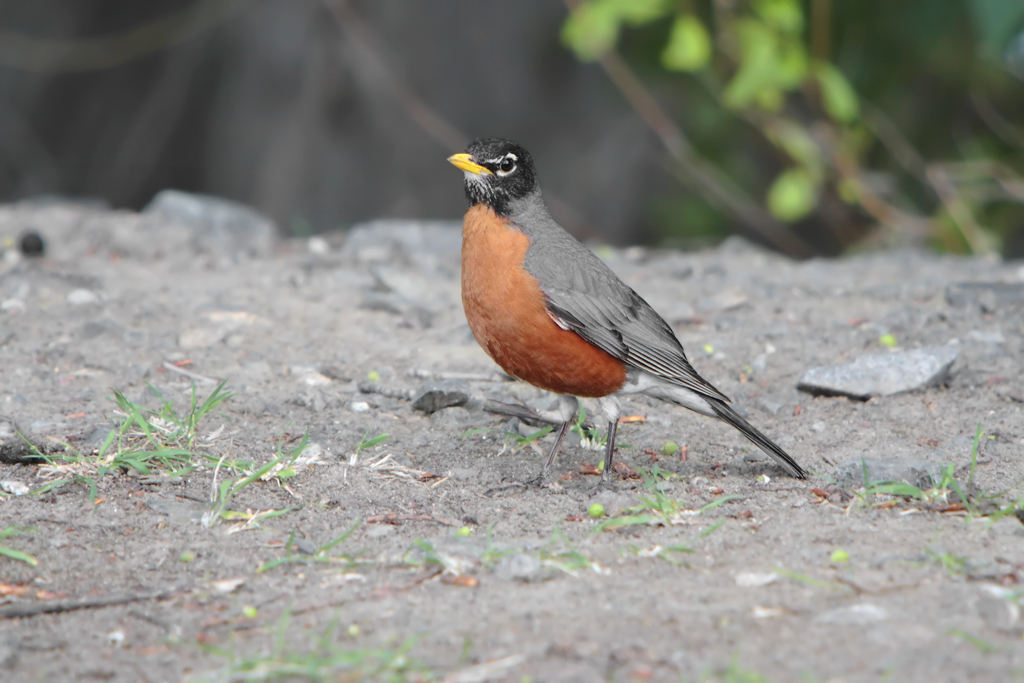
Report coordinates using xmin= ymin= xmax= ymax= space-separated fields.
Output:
xmin=19 ymin=231 xmax=45 ymax=257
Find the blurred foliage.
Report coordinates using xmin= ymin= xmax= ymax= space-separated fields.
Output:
xmin=562 ymin=0 xmax=1024 ymax=257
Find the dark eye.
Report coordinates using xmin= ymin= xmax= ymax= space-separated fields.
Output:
xmin=499 ymin=156 xmax=516 ymax=173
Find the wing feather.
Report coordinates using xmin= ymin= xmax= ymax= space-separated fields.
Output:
xmin=515 ymin=207 xmax=730 ymax=404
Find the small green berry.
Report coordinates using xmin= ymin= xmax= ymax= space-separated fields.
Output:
xmin=242 ymin=606 xmax=258 ymax=618
xmin=661 ymin=441 xmax=679 ymax=456
xmin=830 ymin=549 xmax=849 ymax=563
xmin=879 ymin=334 xmax=897 ymax=348
xmin=179 ymin=551 xmax=195 ymax=563
xmin=455 ymin=526 xmax=472 ymax=538
xmin=588 ymin=503 xmax=606 ymax=518
xmin=367 ymin=370 xmax=380 ymax=381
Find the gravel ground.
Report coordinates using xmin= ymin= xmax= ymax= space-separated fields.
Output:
xmin=1 ymin=199 xmax=1023 ymax=682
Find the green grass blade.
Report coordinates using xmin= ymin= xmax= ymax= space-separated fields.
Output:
xmin=0 ymin=545 xmax=38 ymax=566
xmin=969 ymin=420 xmax=982 ymax=488
xmin=592 ymin=514 xmax=657 ymax=532
xmin=868 ymin=482 xmax=925 ymax=499
xmin=694 ymin=518 xmax=726 ymax=541
xmin=320 ymin=519 xmax=362 ymax=552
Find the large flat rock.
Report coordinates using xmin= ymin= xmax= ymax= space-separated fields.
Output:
xmin=797 ymin=346 xmax=959 ymax=399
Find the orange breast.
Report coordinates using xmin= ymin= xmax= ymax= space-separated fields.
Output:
xmin=460 ymin=204 xmax=626 ymax=398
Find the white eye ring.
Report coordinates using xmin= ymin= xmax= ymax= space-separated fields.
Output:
xmin=496 ymin=153 xmax=518 ymax=176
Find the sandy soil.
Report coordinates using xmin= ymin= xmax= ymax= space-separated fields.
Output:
xmin=1 ymin=201 xmax=1023 ymax=682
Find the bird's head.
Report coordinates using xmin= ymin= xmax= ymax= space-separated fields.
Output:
xmin=447 ymin=138 xmax=538 ymax=216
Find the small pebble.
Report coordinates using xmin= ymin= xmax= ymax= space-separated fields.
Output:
xmin=19 ymin=231 xmax=45 ymax=257
xmin=308 ymin=236 xmax=330 ymax=254
xmin=66 ymin=288 xmax=99 ymax=305
xmin=494 ymin=552 xmax=543 ymax=581
xmin=0 ymin=480 xmax=29 ymax=496
xmin=735 ymin=572 xmax=780 ymax=587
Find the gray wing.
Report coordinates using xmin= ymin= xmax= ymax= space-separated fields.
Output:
xmin=523 ymin=233 xmax=731 ymax=404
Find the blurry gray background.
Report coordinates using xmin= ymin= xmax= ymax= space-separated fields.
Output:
xmin=0 ymin=0 xmax=660 ymax=244
xmin=1 ymin=0 xmax=1022 ymax=255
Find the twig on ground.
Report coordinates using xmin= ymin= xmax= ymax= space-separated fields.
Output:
xmin=357 ymin=381 xmax=416 ymax=400
xmin=0 ymin=587 xmax=184 ymax=619
xmin=161 ymin=361 xmax=219 ymax=385
xmin=365 ymin=513 xmax=459 ymax=527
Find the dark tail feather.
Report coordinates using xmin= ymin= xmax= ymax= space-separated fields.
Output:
xmin=709 ymin=399 xmax=808 ymax=479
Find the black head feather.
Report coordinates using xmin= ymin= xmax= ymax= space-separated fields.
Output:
xmin=456 ymin=138 xmax=539 ymax=216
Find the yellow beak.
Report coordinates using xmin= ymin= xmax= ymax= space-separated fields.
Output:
xmin=447 ymin=153 xmax=493 ymax=176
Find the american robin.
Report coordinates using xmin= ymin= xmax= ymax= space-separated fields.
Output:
xmin=448 ymin=138 xmax=808 ymax=481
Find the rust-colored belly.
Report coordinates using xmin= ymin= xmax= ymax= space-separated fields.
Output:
xmin=460 ymin=204 xmax=626 ymax=398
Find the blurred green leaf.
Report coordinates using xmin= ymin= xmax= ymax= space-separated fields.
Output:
xmin=724 ymin=18 xmax=807 ymax=110
xmin=815 ymin=63 xmax=860 ymax=123
xmin=755 ymin=87 xmax=785 ymax=112
xmin=724 ymin=19 xmax=778 ymax=108
xmin=766 ymin=119 xmax=823 ymax=178
xmin=561 ymin=1 xmax=622 ymax=61
xmin=767 ymin=168 xmax=817 ymax=221
xmin=612 ymin=0 xmax=669 ymax=26
xmin=775 ymin=42 xmax=809 ymax=88
xmin=754 ymin=0 xmax=803 ymax=33
xmin=662 ymin=14 xmax=711 ymax=72
xmin=562 ymin=0 xmax=669 ymax=61
xmin=837 ymin=178 xmax=860 ymax=204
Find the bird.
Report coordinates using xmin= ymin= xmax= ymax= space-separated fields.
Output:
xmin=447 ymin=138 xmax=808 ymax=481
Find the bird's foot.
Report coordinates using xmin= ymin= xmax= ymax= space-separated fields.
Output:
xmin=582 ymin=471 xmax=614 ymax=495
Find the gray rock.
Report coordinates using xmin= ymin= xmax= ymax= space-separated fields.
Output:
xmin=833 ymin=457 xmax=946 ymax=489
xmin=412 ymin=382 xmax=470 ymax=414
xmin=29 ymin=419 xmax=62 ymax=435
xmin=293 ymin=388 xmax=341 ymax=413
xmin=966 ymin=329 xmax=1005 ymax=345
xmin=340 ymin=219 xmax=462 ymax=272
xmin=178 ymin=327 xmax=228 ymax=349
xmin=143 ymin=189 xmax=276 ymax=258
xmin=66 ymin=288 xmax=99 ymax=305
xmin=84 ymin=423 xmax=116 ymax=446
xmin=977 ymin=592 xmax=1021 ymax=633
xmin=429 ymin=407 xmax=474 ymax=430
xmin=449 ymin=467 xmax=480 ymax=481
xmin=945 ymin=282 xmax=1024 ymax=312
xmin=359 ymin=292 xmax=434 ymax=328
xmin=144 ymin=495 xmax=207 ymax=525
xmin=291 ymin=538 xmax=318 ymax=555
xmin=494 ymin=552 xmax=543 ymax=581
xmin=797 ymin=346 xmax=958 ymax=399
xmin=757 ymin=388 xmax=800 ymax=416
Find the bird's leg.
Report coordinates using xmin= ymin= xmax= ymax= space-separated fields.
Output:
xmin=543 ymin=420 xmax=572 ymax=472
xmin=597 ymin=395 xmax=621 ymax=481
xmin=533 ymin=395 xmax=579 ymax=484
xmin=601 ymin=419 xmax=619 ymax=481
